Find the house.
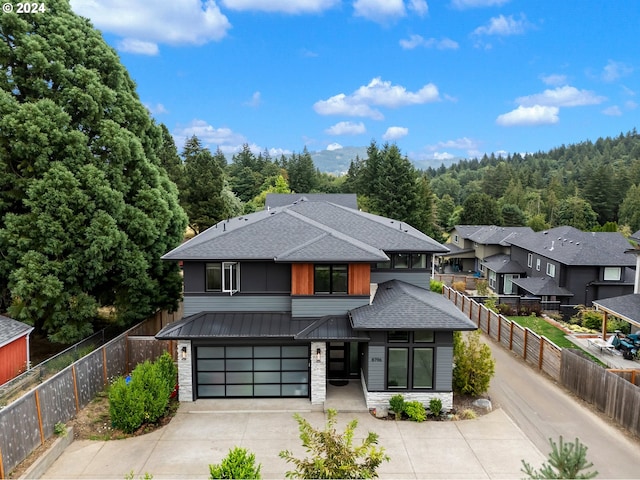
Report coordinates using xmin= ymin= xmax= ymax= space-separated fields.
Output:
xmin=438 ymin=225 xmax=533 ymax=276
xmin=506 ymin=226 xmax=636 ymax=309
xmin=0 ymin=315 xmax=33 ymax=385
xmin=156 ymin=198 xmax=476 ymax=410
xmin=265 ymin=193 xmax=358 ymax=210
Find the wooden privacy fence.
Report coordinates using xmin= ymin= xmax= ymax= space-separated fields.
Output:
xmin=0 ymin=312 xmax=178 ymax=478
xmin=433 ymin=274 xmax=478 ymax=291
xmin=561 ymin=349 xmax=640 ymax=438
xmin=443 ymin=285 xmax=562 ymax=381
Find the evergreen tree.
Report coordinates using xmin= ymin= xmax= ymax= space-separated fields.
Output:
xmin=619 ymin=184 xmax=640 ymax=232
xmin=181 ymin=135 xmax=226 ymax=233
xmin=554 ymin=195 xmax=598 ymax=230
xmin=522 ymin=436 xmax=597 ymax=479
xmin=285 ymin=147 xmax=317 ymax=193
xmin=0 ymin=0 xmax=187 ymax=341
xmin=501 ymin=203 xmax=527 ymax=226
xmin=459 ymin=193 xmax=501 ymax=225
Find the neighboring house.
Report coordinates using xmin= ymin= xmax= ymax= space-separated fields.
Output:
xmin=156 ymin=198 xmax=476 ymax=410
xmin=439 ymin=225 xmax=533 ymax=281
xmin=0 ymin=315 xmax=33 ymax=385
xmin=507 ymin=226 xmax=636 ymax=308
xmin=593 ymin=245 xmax=640 ymax=335
xmin=265 ymin=193 xmax=358 ymax=210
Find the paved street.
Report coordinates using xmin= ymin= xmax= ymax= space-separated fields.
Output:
xmin=486 ymin=335 xmax=640 ymax=479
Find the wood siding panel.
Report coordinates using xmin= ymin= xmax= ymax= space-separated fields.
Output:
xmin=349 ymin=264 xmax=371 ymax=295
xmin=0 ymin=337 xmax=28 ymax=384
xmin=292 ymin=264 xmax=314 ymax=295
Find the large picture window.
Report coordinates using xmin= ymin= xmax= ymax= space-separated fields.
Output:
xmin=413 ymin=348 xmax=434 ymax=388
xmin=206 ymin=262 xmax=240 ymax=294
xmin=386 ymin=331 xmax=435 ymax=390
xmin=387 ymin=348 xmax=408 ymax=389
xmin=314 ymin=264 xmax=348 ymax=294
xmin=604 ymin=267 xmax=621 ymax=281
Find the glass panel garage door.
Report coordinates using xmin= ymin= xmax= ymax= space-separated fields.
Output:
xmin=196 ymin=345 xmax=309 ymax=398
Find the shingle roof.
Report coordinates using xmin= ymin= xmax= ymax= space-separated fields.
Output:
xmin=155 ymin=312 xmax=314 ymax=339
xmin=594 ymin=294 xmax=640 ymax=327
xmin=632 ymin=230 xmax=640 ymax=242
xmin=467 ymin=226 xmax=534 ymax=246
xmin=0 ymin=315 xmax=33 ymax=348
xmin=163 ymin=199 xmax=447 ymax=261
xmin=510 ymin=277 xmax=574 ymax=297
xmin=350 ymin=280 xmax=477 ymax=331
xmin=506 ymin=226 xmax=635 ymax=266
xmin=265 ymin=193 xmax=357 ymax=209
xmin=481 ymin=254 xmax=525 ymax=274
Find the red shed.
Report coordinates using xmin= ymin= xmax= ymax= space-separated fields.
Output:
xmin=0 ymin=315 xmax=33 ymax=385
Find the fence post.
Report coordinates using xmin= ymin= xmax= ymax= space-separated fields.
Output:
xmin=477 ymin=304 xmax=482 ymax=326
xmin=102 ymin=346 xmax=108 ymax=386
xmin=539 ymin=337 xmax=544 ymax=370
xmin=509 ymin=321 xmax=514 ymax=350
xmin=487 ymin=312 xmax=491 ymax=337
xmin=71 ymin=365 xmax=80 ymax=413
xmin=523 ymin=329 xmax=529 ymax=361
xmin=34 ymin=390 xmax=45 ymax=445
xmin=497 ymin=315 xmax=502 ymax=343
xmin=462 ymin=295 xmax=465 ymax=314
xmin=1 ymin=445 xmax=5 ymax=480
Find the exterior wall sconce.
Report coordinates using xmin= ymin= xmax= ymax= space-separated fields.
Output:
xmin=181 ymin=346 xmax=187 ymax=360
xmin=316 ymin=348 xmax=322 ymax=362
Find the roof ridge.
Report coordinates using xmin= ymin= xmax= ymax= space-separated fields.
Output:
xmin=275 ymin=231 xmax=330 ymax=259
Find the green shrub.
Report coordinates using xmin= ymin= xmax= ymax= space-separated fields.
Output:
xmin=521 ymin=436 xmax=597 ymax=479
xmin=403 ymin=401 xmax=426 ymax=422
xmin=130 ymin=360 xmax=170 ymax=423
xmin=209 ymin=447 xmax=262 ymax=479
xmin=279 ymin=409 xmax=389 ymax=479
xmin=483 ymin=297 xmax=498 ymax=313
xmin=429 ymin=280 xmax=444 ymax=293
xmin=497 ymin=303 xmax=513 ymax=316
xmin=452 ymin=281 xmax=466 ymax=292
xmin=607 ymin=318 xmax=631 ymax=334
xmin=389 ymin=394 xmax=405 ymax=417
xmin=476 ymin=279 xmax=489 ymax=296
xmin=109 ymin=376 xmax=145 ymax=433
xmin=581 ymin=310 xmax=603 ymax=331
xmin=54 ymin=422 xmax=67 ymax=437
xmin=453 ymin=330 xmax=496 ymax=396
xmin=429 ymin=398 xmax=443 ymax=417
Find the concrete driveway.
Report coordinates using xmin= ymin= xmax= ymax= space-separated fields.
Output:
xmin=43 ymin=399 xmax=544 ymax=479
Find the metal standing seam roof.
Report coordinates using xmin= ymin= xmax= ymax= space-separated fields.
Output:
xmin=295 ymin=315 xmax=370 ymax=341
xmin=162 ymin=200 xmax=448 ymax=262
xmin=0 ymin=315 xmax=33 ymax=348
xmin=350 ymin=279 xmax=477 ymax=331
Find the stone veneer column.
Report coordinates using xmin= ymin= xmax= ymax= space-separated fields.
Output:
xmin=310 ymin=341 xmax=326 ymax=405
xmin=177 ymin=340 xmax=193 ymax=402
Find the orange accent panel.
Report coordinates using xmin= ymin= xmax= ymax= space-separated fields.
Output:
xmin=349 ymin=264 xmax=371 ymax=295
xmin=291 ymin=263 xmax=314 ymax=295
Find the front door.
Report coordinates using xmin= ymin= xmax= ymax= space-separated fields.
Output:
xmin=504 ymin=274 xmax=520 ymax=294
xmin=328 ymin=342 xmax=360 ymax=379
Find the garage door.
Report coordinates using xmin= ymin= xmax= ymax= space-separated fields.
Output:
xmin=196 ymin=345 xmax=309 ymax=398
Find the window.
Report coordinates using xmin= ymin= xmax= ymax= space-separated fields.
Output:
xmin=454 ymin=234 xmax=459 ymax=244
xmin=411 ymin=254 xmax=427 ymax=269
xmin=604 ymin=267 xmax=621 ymax=281
xmin=546 ymin=263 xmax=555 ymax=278
xmin=314 ymin=264 xmax=348 ymax=294
xmin=206 ymin=262 xmax=240 ymax=294
xmin=392 ymin=253 xmax=410 ymax=269
xmin=527 ymin=253 xmax=533 ymax=268
xmin=488 ymin=270 xmax=496 ymax=289
xmin=386 ymin=332 xmax=434 ymax=390
xmin=536 ymin=259 xmax=541 ymax=271
xmin=375 ymin=252 xmax=429 ymax=269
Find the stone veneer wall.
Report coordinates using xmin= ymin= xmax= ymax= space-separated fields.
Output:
xmin=361 ymin=376 xmax=453 ymax=411
xmin=178 ymin=340 xmax=193 ymax=402
xmin=310 ymin=341 xmax=326 ymax=405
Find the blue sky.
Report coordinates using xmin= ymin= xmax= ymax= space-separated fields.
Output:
xmin=69 ymin=0 xmax=639 ymax=164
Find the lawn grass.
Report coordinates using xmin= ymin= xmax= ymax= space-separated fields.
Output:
xmin=508 ymin=316 xmax=576 ymax=348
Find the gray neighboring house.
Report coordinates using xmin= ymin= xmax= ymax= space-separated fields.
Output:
xmin=507 ymin=226 xmax=636 ymax=308
xmin=156 ymin=198 xmax=476 ymax=410
xmin=265 ymin=193 xmax=358 ymax=210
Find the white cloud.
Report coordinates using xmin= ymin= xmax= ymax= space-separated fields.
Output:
xmin=221 ymin=0 xmax=338 ymax=13
xmin=144 ymin=103 xmax=168 ymax=114
xmin=244 ymin=91 xmax=262 ymax=107
xmin=496 ymin=105 xmax=559 ymax=126
xmin=540 ymin=74 xmax=567 ymax=86
xmin=625 ymin=100 xmax=638 ymax=110
xmin=325 ymin=121 xmax=367 ymax=135
xmin=173 ymin=119 xmax=247 ymax=148
xmin=353 ymin=0 xmax=406 ymax=23
xmin=70 ymin=0 xmax=231 ymax=53
xmin=473 ymin=14 xmax=530 ymax=36
xmin=382 ymin=126 xmax=409 ymax=140
xmin=451 ymin=0 xmax=509 ymax=8
xmin=516 ymin=86 xmax=606 ymax=107
xmin=314 ymin=77 xmax=440 ymax=119
xmin=408 ymin=0 xmax=429 ymax=16
xmin=327 ymin=142 xmax=343 ymax=151
xmin=399 ymin=35 xmax=458 ymax=50
xmin=601 ymin=60 xmax=633 ymax=83
xmin=118 ymin=39 xmax=159 ymax=55
xmin=433 ymin=151 xmax=455 ymax=160
xmin=602 ymin=105 xmax=622 ymax=116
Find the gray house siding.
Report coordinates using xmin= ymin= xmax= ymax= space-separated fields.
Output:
xmin=291 ymin=296 xmax=370 ymax=317
xmin=366 ymin=345 xmax=385 ymax=390
xmin=370 ymin=271 xmax=430 ymax=289
xmin=183 ymin=295 xmax=291 ymax=317
xmin=182 ymin=261 xmax=291 ymax=294
xmin=435 ymin=346 xmax=453 ymax=390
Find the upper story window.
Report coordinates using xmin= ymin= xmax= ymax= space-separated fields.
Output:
xmin=375 ymin=253 xmax=428 ymax=270
xmin=454 ymin=234 xmax=459 ymax=244
xmin=206 ymin=262 xmax=240 ymax=294
xmin=536 ymin=259 xmax=541 ymax=271
xmin=604 ymin=267 xmax=621 ymax=281
xmin=546 ymin=263 xmax=555 ymax=278
xmin=527 ymin=253 xmax=533 ymax=268
xmin=314 ymin=264 xmax=348 ymax=294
